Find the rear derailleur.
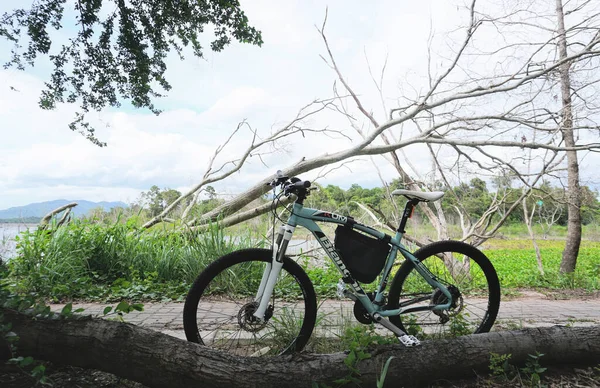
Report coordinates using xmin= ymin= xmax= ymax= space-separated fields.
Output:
xmin=431 ymin=285 xmax=463 ymax=324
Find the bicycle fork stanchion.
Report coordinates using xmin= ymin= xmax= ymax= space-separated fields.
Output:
xmin=253 ymin=225 xmax=295 ymax=320
xmin=254 ymin=226 xmax=285 ymax=304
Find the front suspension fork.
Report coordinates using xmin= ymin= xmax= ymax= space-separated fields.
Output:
xmin=253 ymin=224 xmax=295 ymax=320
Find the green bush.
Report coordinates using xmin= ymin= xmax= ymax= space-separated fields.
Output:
xmin=9 ymin=220 xmax=263 ymax=301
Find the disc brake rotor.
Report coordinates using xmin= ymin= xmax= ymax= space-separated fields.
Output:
xmin=237 ymin=302 xmax=273 ymax=332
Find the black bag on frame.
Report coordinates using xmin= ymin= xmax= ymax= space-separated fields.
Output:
xmin=334 ymin=226 xmax=391 ymax=283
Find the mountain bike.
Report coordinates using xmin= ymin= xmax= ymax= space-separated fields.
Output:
xmin=183 ymin=173 xmax=500 ymax=356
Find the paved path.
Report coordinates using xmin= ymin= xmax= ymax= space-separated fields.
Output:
xmin=50 ymin=294 xmax=600 ymax=340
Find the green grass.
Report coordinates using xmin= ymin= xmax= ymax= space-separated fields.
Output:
xmin=6 ymin=215 xmax=600 ymax=302
xmin=482 ymin=240 xmax=600 ymax=291
xmin=8 ymin=219 xmax=264 ymax=301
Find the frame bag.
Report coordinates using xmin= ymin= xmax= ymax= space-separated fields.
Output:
xmin=334 ymin=226 xmax=390 ymax=283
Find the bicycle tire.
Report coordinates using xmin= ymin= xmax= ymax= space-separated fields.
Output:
xmin=183 ymin=248 xmax=317 ymax=356
xmin=388 ymin=240 xmax=500 ymax=339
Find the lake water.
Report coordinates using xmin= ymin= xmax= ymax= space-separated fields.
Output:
xmin=0 ymin=223 xmax=36 ymax=260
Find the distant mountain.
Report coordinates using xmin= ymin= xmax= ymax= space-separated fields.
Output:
xmin=0 ymin=200 xmax=128 ymax=219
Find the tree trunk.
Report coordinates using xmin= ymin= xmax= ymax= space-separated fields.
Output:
xmin=2 ymin=309 xmax=599 ymax=388
xmin=556 ymin=0 xmax=582 ymax=274
xmin=38 ymin=203 xmax=78 ymax=229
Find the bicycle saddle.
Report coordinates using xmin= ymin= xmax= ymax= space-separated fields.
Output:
xmin=391 ymin=189 xmax=444 ymax=202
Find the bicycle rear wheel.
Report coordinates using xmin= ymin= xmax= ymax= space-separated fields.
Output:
xmin=183 ymin=248 xmax=317 ymax=356
xmin=388 ymin=240 xmax=500 ymax=339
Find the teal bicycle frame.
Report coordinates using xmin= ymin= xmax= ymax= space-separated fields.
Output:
xmin=252 ymin=199 xmax=454 ymax=328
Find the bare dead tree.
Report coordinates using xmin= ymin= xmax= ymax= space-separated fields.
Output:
xmin=141 ymin=2 xmax=600 ymax=258
xmin=307 ymin=1 xmax=597 ymax=278
xmin=537 ymin=195 xmax=565 ymax=239
xmin=141 ymin=99 xmax=344 ymax=229
xmin=316 ymin=0 xmax=599 ymax=252
xmin=556 ymin=0 xmax=582 ymax=273
xmin=522 ymin=196 xmax=545 ymax=275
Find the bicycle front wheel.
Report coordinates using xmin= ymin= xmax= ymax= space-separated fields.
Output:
xmin=183 ymin=248 xmax=317 ymax=356
xmin=388 ymin=240 xmax=500 ymax=339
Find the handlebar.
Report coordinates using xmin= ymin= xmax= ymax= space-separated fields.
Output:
xmin=266 ymin=173 xmax=312 ymax=200
xmin=288 ymin=178 xmax=311 ymax=189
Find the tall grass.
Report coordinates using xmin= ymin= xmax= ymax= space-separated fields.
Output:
xmin=9 ymin=219 xmax=263 ymax=299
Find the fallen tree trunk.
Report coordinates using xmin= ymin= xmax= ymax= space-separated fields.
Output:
xmin=38 ymin=203 xmax=77 ymax=229
xmin=1 ymin=308 xmax=599 ymax=388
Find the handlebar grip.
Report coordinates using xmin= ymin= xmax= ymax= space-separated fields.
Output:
xmin=292 ymin=180 xmax=311 ymax=189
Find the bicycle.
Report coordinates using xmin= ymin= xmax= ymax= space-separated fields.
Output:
xmin=183 ymin=173 xmax=500 ymax=356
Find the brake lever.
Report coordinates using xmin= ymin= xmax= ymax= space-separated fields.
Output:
xmin=266 ymin=174 xmax=289 ymax=187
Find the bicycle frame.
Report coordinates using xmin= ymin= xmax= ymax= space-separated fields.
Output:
xmin=253 ymin=199 xmax=454 ymax=323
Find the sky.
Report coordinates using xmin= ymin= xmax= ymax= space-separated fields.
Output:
xmin=0 ymin=0 xmax=598 ymax=210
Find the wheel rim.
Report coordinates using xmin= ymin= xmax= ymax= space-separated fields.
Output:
xmin=192 ymin=258 xmax=309 ymax=356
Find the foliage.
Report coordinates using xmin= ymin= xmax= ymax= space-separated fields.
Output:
xmin=6 ymin=212 xmax=600 ymax=303
xmin=130 ymin=184 xmax=224 ymax=220
xmin=305 ymin=180 xmax=600 ymax=236
xmin=489 ymin=353 xmax=515 ymax=379
xmin=332 ymin=325 xmax=396 ymax=386
xmin=521 ymin=352 xmax=547 ymax=387
xmin=1 ymin=259 xmax=145 ymax=385
xmin=141 ymin=185 xmax=185 ymax=217
xmin=448 ymin=312 xmax=474 ymax=337
xmin=8 ymin=219 xmax=261 ymax=301
xmin=485 ymin=240 xmax=600 ymax=292
xmin=376 ymin=356 xmax=395 ymax=388
xmin=267 ymin=307 xmax=308 ymax=355
xmin=444 ymin=178 xmax=493 ymax=222
xmin=0 ymin=0 xmax=262 ymax=145
xmin=301 ymin=260 xmax=343 ymax=298
xmin=488 ymin=352 xmax=547 ymax=387
xmin=1 ymin=264 xmax=60 ymax=384
xmin=402 ymin=314 xmax=424 ymax=337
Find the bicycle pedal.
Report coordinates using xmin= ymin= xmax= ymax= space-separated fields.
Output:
xmin=398 ymin=334 xmax=421 ymax=347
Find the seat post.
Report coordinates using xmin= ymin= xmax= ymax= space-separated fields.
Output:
xmin=397 ymin=198 xmax=420 ymax=233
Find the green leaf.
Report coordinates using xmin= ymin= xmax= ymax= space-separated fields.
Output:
xmin=344 ymin=351 xmax=356 ymax=368
xmin=31 ymin=364 xmax=46 ymax=378
xmin=103 ymin=306 xmax=113 ymax=315
xmin=20 ymin=356 xmax=34 ymax=366
xmin=377 ymin=357 xmax=395 ymax=388
xmin=115 ymin=301 xmax=130 ymax=313
xmin=74 ymin=308 xmax=85 ymax=313
xmin=131 ymin=303 xmax=144 ymax=311
xmin=333 ymin=377 xmax=352 ymax=385
xmin=60 ymin=303 xmax=73 ymax=316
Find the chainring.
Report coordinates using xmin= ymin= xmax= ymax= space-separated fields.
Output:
xmin=353 ymin=292 xmax=385 ymax=324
